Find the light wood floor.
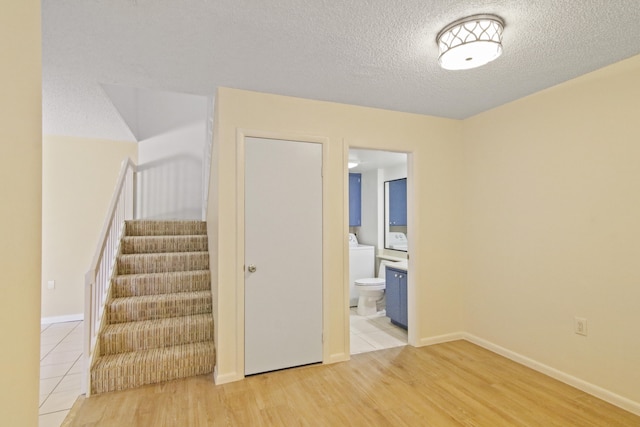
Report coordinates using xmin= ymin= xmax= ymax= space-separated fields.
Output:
xmin=64 ymin=340 xmax=640 ymax=426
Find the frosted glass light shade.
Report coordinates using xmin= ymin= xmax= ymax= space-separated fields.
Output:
xmin=437 ymin=14 xmax=504 ymax=70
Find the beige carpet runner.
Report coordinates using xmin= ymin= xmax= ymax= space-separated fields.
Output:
xmin=91 ymin=220 xmax=215 ymax=394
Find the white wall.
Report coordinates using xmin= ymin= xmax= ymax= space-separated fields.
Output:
xmin=137 ymin=122 xmax=206 ymax=220
xmin=383 ymin=163 xmax=407 ymax=182
xmin=105 ymin=86 xmax=210 ymax=220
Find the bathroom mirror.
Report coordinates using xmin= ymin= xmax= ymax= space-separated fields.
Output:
xmin=384 ymin=178 xmax=408 ymax=251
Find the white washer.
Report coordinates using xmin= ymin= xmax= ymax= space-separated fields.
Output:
xmin=387 ymin=232 xmax=408 ymax=251
xmin=348 ymin=234 xmax=375 ymax=307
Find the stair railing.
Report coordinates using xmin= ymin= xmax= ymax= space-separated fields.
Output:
xmin=83 ymin=158 xmax=137 ymax=395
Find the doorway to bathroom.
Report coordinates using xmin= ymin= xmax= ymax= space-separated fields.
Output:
xmin=348 ymin=148 xmax=410 ymax=355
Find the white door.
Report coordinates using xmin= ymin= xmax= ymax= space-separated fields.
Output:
xmin=244 ymin=137 xmax=323 ymax=376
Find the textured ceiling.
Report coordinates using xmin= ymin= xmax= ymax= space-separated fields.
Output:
xmin=42 ymin=0 xmax=640 ymax=141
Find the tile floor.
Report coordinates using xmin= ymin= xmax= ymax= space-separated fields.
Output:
xmin=349 ymin=308 xmax=407 ymax=354
xmin=39 ymin=321 xmax=83 ymax=427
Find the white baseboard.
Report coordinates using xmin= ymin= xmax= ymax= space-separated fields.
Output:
xmin=213 ymin=366 xmax=243 ymax=385
xmin=326 ymin=352 xmax=349 ymax=364
xmin=463 ymin=333 xmax=640 ymax=417
xmin=416 ymin=332 xmax=465 ymax=347
xmin=41 ymin=313 xmax=84 ymax=325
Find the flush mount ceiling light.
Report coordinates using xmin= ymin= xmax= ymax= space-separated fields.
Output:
xmin=348 ymin=161 xmax=359 ymax=169
xmin=436 ymin=14 xmax=505 ymax=71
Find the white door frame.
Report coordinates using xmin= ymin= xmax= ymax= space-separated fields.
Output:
xmin=235 ymin=129 xmax=330 ymax=378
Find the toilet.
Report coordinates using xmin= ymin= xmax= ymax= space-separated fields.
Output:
xmin=355 ymin=261 xmax=390 ymax=316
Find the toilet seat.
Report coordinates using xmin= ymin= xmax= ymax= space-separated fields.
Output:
xmin=354 ymin=278 xmax=385 ymax=291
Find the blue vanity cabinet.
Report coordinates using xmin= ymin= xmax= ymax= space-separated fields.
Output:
xmin=385 ymin=266 xmax=408 ymax=329
xmin=349 ymin=173 xmax=362 ymax=227
xmin=388 ymin=178 xmax=407 ymax=226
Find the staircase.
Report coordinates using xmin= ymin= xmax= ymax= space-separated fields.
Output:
xmin=90 ymin=220 xmax=215 ymax=394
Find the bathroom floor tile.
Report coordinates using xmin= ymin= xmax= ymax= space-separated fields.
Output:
xmin=351 ymin=317 xmax=392 ymax=334
xmin=350 ymin=309 xmax=406 ymax=355
xmin=370 ymin=315 xmax=397 ymax=330
xmin=360 ymin=330 xmax=407 ymax=350
xmin=350 ymin=334 xmax=377 ymax=354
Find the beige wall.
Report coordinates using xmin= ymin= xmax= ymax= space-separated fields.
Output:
xmin=208 ymin=56 xmax=640 ymax=410
xmin=462 ymin=54 xmax=640 ymax=405
xmin=0 ymin=1 xmax=41 ymax=424
xmin=42 ymin=136 xmax=137 ymax=318
xmin=208 ymin=88 xmax=464 ymax=383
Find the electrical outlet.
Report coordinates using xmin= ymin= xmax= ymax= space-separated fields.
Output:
xmin=47 ymin=280 xmax=55 ymax=290
xmin=574 ymin=317 xmax=587 ymax=336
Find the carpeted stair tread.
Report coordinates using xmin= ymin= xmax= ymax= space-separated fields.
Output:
xmin=107 ymin=291 xmax=212 ymax=323
xmin=91 ymin=219 xmax=214 ymax=394
xmin=100 ymin=314 xmax=213 ymax=355
xmin=91 ymin=341 xmax=215 ymax=394
xmin=125 ymin=220 xmax=207 ymax=236
xmin=113 ymin=270 xmax=211 ymax=297
xmin=121 ymin=235 xmax=208 ymax=254
xmin=117 ymin=251 xmax=209 ymax=274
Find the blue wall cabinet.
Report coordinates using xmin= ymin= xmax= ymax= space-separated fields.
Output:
xmin=388 ymin=178 xmax=407 ymax=226
xmin=349 ymin=173 xmax=362 ymax=227
xmin=385 ymin=266 xmax=408 ymax=329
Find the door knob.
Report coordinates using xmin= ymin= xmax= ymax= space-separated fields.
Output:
xmin=247 ymin=265 xmax=257 ymax=273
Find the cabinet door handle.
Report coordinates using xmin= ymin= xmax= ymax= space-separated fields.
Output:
xmin=399 ymin=275 xmax=403 ymax=278
xmin=247 ymin=265 xmax=257 ymax=273
xmin=394 ymin=274 xmax=398 ymax=278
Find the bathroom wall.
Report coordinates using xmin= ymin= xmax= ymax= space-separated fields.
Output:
xmin=357 ymin=169 xmax=381 ymax=247
xmin=383 ymin=163 xmax=408 ymax=244
xmin=383 ymin=163 xmax=407 ymax=181
xmin=208 ymin=87 xmax=464 ymax=384
xmin=357 ymin=161 xmax=408 ymax=251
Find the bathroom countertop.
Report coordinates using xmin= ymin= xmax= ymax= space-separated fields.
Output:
xmin=377 ymin=254 xmax=406 ymax=262
xmin=386 ymin=260 xmax=408 ymax=272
